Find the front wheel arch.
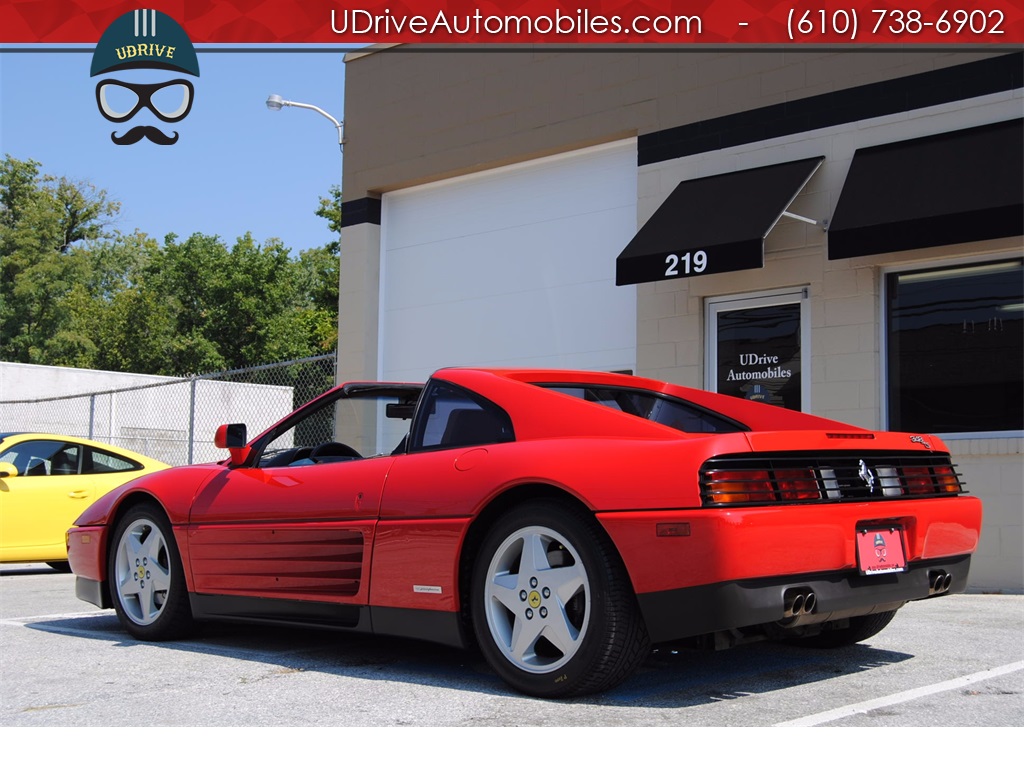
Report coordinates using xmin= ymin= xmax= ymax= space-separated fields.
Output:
xmin=107 ymin=502 xmax=195 ymax=641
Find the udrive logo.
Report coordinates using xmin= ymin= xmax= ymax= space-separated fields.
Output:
xmin=90 ymin=9 xmax=200 ymax=146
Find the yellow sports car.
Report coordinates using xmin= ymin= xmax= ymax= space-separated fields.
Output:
xmin=0 ymin=433 xmax=168 ymax=571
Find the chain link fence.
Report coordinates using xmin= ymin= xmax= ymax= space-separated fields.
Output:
xmin=0 ymin=355 xmax=337 ymax=466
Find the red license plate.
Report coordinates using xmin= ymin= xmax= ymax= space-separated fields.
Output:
xmin=856 ymin=528 xmax=907 ymax=575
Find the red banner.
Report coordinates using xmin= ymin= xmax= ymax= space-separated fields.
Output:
xmin=2 ymin=0 xmax=1023 ymax=44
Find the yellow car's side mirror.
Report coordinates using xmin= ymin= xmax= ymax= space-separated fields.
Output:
xmin=0 ymin=462 xmax=19 ymax=479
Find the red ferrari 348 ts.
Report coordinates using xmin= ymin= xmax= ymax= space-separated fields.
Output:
xmin=68 ymin=368 xmax=982 ymax=697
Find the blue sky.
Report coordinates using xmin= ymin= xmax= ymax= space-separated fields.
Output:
xmin=0 ymin=47 xmax=352 ymax=254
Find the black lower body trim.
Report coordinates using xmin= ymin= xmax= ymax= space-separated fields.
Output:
xmin=370 ymin=606 xmax=466 ymax=649
xmin=637 ymin=555 xmax=971 ymax=644
xmin=75 ymin=576 xmax=110 ymax=609
xmin=190 ymin=593 xmax=370 ymax=632
xmin=187 ymin=594 xmax=467 ymax=648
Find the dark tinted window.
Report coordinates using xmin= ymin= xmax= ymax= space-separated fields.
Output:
xmin=0 ymin=440 xmax=79 ymax=476
xmin=411 ymin=381 xmax=514 ymax=450
xmin=544 ymin=386 xmax=745 ymax=433
xmin=887 ymin=259 xmax=1023 ymax=433
xmin=87 ymin=447 xmax=142 ymax=473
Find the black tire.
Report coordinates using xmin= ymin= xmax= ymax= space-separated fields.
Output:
xmin=788 ymin=610 xmax=898 ymax=649
xmin=470 ymin=500 xmax=649 ymax=698
xmin=108 ymin=503 xmax=194 ymax=641
xmin=46 ymin=561 xmax=72 ymax=573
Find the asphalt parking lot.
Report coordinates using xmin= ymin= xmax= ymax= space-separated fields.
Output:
xmin=1 ymin=563 xmax=1021 ymax=730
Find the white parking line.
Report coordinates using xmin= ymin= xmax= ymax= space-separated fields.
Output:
xmin=775 ymin=660 xmax=1024 ymax=726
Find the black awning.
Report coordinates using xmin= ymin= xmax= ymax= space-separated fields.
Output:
xmin=615 ymin=157 xmax=823 ymax=286
xmin=828 ymin=119 xmax=1023 ymax=260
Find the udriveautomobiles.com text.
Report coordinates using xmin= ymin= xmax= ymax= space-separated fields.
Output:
xmin=330 ymin=8 xmax=704 ymax=37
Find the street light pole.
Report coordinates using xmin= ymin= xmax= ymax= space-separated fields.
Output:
xmin=266 ymin=94 xmax=344 ymax=152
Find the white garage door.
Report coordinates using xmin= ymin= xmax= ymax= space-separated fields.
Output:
xmin=379 ymin=140 xmax=638 ymax=382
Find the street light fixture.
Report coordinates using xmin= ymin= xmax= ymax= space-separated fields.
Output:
xmin=266 ymin=94 xmax=345 ymax=152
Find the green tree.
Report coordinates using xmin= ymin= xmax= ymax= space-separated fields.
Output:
xmin=81 ymin=232 xmax=173 ymax=373
xmin=2 ymin=156 xmax=341 ymax=375
xmin=134 ymin=231 xmax=336 ymax=375
xmin=314 ymin=185 xmax=342 ymax=253
xmin=1 ymin=155 xmax=119 ymax=363
xmin=293 ymin=184 xmax=342 ymax=351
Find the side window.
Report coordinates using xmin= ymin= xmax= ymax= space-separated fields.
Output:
xmin=258 ymin=397 xmax=344 ymax=467
xmin=547 ymin=385 xmax=744 ymax=433
xmin=646 ymin=397 xmax=745 ymax=434
xmin=86 ymin=447 xmax=142 ymax=474
xmin=411 ymin=381 xmax=514 ymax=451
xmin=50 ymin=444 xmax=80 ymax=474
xmin=250 ymin=386 xmax=424 ymax=468
xmin=0 ymin=440 xmax=79 ymax=476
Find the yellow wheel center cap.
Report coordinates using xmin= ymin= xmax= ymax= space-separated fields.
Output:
xmin=528 ymin=590 xmax=542 ymax=608
xmin=137 ymin=566 xmax=145 ymax=579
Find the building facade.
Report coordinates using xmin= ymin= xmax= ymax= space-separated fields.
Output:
xmin=337 ymin=48 xmax=1022 ymax=592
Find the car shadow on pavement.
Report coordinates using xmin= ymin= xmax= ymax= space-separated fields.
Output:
xmin=607 ymin=641 xmax=913 ymax=707
xmin=0 ymin=565 xmax=67 ymax=576
xmin=23 ymin=612 xmax=914 ymax=706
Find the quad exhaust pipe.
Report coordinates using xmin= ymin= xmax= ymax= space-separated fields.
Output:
xmin=929 ymin=569 xmax=953 ymax=595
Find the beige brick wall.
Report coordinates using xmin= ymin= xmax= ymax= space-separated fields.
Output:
xmin=954 ymin=443 xmax=1024 ymax=593
xmin=630 ymin=93 xmax=1021 ymax=426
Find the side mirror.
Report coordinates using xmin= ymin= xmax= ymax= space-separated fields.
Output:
xmin=215 ymin=423 xmax=247 ymax=448
xmin=0 ymin=462 xmax=19 ymax=479
xmin=214 ymin=424 xmax=249 ymax=467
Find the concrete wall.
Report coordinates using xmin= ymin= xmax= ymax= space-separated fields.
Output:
xmin=0 ymin=363 xmax=293 ymax=466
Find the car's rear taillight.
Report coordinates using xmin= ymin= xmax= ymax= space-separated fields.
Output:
xmin=701 ymin=454 xmax=964 ymax=507
xmin=775 ymin=468 xmax=820 ymax=500
xmin=902 ymin=465 xmax=934 ymax=494
xmin=703 ymin=468 xmax=822 ymax=504
xmin=704 ymin=469 xmax=775 ymax=503
xmin=933 ymin=465 xmax=963 ymax=494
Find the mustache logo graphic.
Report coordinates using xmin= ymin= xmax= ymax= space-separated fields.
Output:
xmin=110 ymin=126 xmax=179 ymax=145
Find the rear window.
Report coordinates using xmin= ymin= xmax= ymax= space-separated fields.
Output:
xmin=540 ymin=385 xmax=746 ymax=434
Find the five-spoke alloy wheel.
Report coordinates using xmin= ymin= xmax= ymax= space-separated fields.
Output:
xmin=471 ymin=501 xmax=649 ymax=698
xmin=108 ymin=504 xmax=193 ymax=640
xmin=482 ymin=523 xmax=591 ymax=674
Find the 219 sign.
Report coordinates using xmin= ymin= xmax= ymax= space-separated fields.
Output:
xmin=665 ymin=250 xmax=708 ymax=277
